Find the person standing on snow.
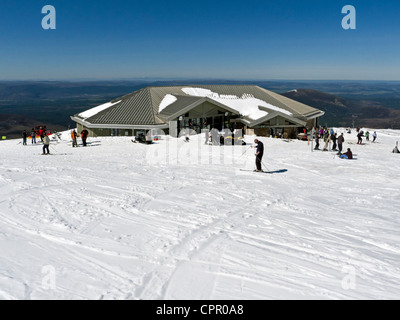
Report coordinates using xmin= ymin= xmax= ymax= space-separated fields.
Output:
xmin=357 ymin=130 xmax=364 ymax=145
xmin=253 ymin=139 xmax=264 ymax=172
xmin=31 ymin=128 xmax=37 ymax=144
xmin=322 ymin=130 xmax=330 ymax=151
xmin=314 ymin=131 xmax=320 ymax=150
xmin=71 ymin=130 xmax=78 ymax=148
xmin=337 ymin=133 xmax=345 ymax=155
xmin=372 ymin=131 xmax=377 ymax=142
xmin=42 ymin=134 xmax=50 ymax=155
xmin=331 ymin=132 xmax=338 ymax=151
xmin=81 ymin=129 xmax=89 ymax=147
xmin=393 ymin=142 xmax=400 ymax=154
xmin=22 ymin=130 xmax=28 ymax=145
xmin=38 ymin=127 xmax=44 ymax=142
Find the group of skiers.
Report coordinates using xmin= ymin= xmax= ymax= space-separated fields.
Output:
xmin=356 ymin=128 xmax=377 ymax=145
xmin=21 ymin=126 xmax=51 ymax=155
xmin=22 ymin=126 xmax=48 ymax=145
xmin=313 ymin=126 xmax=378 ymax=158
xmin=21 ymin=126 xmax=90 ymax=155
xmin=314 ymin=127 xmax=346 ymax=154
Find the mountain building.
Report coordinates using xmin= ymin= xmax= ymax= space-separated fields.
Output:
xmin=71 ymin=85 xmax=325 ymax=138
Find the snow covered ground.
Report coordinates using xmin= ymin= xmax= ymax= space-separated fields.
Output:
xmin=0 ymin=129 xmax=399 ymax=300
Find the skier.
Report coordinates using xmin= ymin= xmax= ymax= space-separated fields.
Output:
xmin=81 ymin=129 xmax=89 ymax=147
xmin=42 ymin=134 xmax=50 ymax=155
xmin=372 ymin=131 xmax=377 ymax=142
xmin=340 ymin=148 xmax=353 ymax=160
xmin=357 ymin=131 xmax=363 ymax=145
xmin=337 ymin=133 xmax=345 ymax=155
xmin=253 ymin=139 xmax=264 ymax=172
xmin=22 ymin=130 xmax=28 ymax=145
xmin=71 ymin=130 xmax=78 ymax=147
xmin=31 ymin=128 xmax=37 ymax=144
xmin=365 ymin=131 xmax=370 ymax=141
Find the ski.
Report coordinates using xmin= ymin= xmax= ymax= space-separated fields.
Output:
xmin=240 ymin=169 xmax=288 ymax=174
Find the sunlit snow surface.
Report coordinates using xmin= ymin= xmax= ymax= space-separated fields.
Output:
xmin=0 ymin=129 xmax=399 ymax=300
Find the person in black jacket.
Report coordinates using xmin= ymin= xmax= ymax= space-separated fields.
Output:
xmin=22 ymin=130 xmax=28 ymax=145
xmin=254 ymin=139 xmax=264 ymax=172
xmin=331 ymin=132 xmax=338 ymax=151
xmin=314 ymin=132 xmax=320 ymax=150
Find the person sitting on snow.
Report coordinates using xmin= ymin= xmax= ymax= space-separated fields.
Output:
xmin=393 ymin=143 xmax=400 ymax=154
xmin=340 ymin=148 xmax=353 ymax=160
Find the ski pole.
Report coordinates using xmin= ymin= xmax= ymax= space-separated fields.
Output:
xmin=238 ymin=146 xmax=252 ymax=159
xmin=261 ymin=159 xmax=271 ymax=172
xmin=50 ymin=144 xmax=59 ymax=153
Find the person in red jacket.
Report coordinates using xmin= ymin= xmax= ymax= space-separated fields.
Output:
xmin=38 ymin=127 xmax=45 ymax=142
xmin=81 ymin=129 xmax=89 ymax=147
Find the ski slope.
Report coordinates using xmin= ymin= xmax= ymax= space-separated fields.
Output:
xmin=0 ymin=129 xmax=399 ymax=300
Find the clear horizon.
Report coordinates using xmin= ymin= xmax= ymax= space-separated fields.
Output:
xmin=1 ymin=1 xmax=400 ymax=81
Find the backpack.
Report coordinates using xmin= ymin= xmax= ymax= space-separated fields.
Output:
xmin=330 ymin=129 xmax=334 ymax=135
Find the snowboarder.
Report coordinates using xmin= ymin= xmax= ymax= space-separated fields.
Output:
xmin=71 ymin=130 xmax=78 ymax=147
xmin=22 ymin=130 xmax=28 ymax=145
xmin=322 ymin=130 xmax=330 ymax=151
xmin=337 ymin=133 xmax=345 ymax=155
xmin=81 ymin=129 xmax=89 ymax=147
xmin=340 ymin=148 xmax=353 ymax=160
xmin=372 ymin=131 xmax=377 ymax=142
xmin=253 ymin=139 xmax=264 ymax=172
xmin=42 ymin=134 xmax=50 ymax=155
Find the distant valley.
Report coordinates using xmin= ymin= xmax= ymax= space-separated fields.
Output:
xmin=1 ymin=80 xmax=400 ymax=139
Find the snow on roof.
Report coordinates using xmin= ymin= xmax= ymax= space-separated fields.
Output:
xmin=78 ymin=100 xmax=122 ymax=120
xmin=159 ymin=94 xmax=178 ymax=113
xmin=181 ymin=87 xmax=292 ymax=120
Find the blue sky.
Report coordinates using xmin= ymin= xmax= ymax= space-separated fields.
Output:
xmin=0 ymin=0 xmax=399 ymax=80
